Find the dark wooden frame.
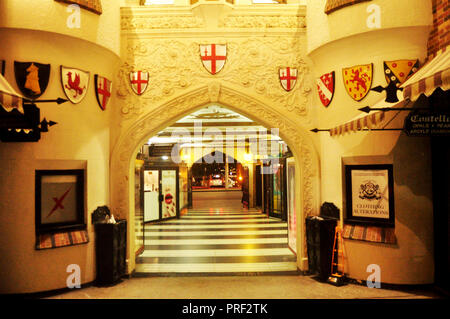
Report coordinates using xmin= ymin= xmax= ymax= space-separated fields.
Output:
xmin=344 ymin=164 xmax=395 ymax=227
xmin=35 ymin=169 xmax=85 ymax=234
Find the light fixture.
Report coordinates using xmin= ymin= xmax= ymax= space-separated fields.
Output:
xmin=161 ymin=155 xmax=169 ymax=160
xmin=135 ymin=159 xmax=144 ymax=169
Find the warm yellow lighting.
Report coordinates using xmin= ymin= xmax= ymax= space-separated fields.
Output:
xmin=243 ymin=153 xmax=252 ymax=162
xmin=143 ymin=0 xmax=174 ymax=5
xmin=135 ymin=159 xmax=144 ymax=169
xmin=238 ymin=176 xmax=243 ymax=181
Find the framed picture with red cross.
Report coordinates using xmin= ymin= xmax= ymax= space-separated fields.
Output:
xmin=35 ymin=170 xmax=86 ymax=234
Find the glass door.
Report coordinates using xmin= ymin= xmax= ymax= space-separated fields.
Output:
xmin=143 ymin=170 xmax=160 ymax=222
xmin=269 ymin=159 xmax=286 ymax=220
xmin=271 ymin=164 xmax=282 ymax=218
xmin=262 ymin=164 xmax=272 ymax=217
xmin=135 ymin=164 xmax=144 ymax=256
xmin=286 ymin=158 xmax=296 ymax=252
xmin=161 ymin=169 xmax=179 ymax=219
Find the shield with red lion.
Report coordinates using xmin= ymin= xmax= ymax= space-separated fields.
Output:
xmin=342 ymin=64 xmax=373 ymax=101
xmin=61 ymin=66 xmax=90 ymax=104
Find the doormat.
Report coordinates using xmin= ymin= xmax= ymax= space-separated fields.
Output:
xmin=36 ymin=230 xmax=89 ymax=250
xmin=343 ymin=224 xmax=396 ymax=244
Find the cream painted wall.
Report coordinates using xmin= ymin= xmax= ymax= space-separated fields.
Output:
xmin=0 ymin=0 xmax=121 ymax=57
xmin=306 ymin=0 xmax=432 ymax=54
xmin=306 ymin=2 xmax=434 ymax=284
xmin=0 ymin=28 xmax=121 ymax=293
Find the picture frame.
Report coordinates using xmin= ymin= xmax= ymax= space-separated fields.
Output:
xmin=35 ymin=169 xmax=85 ymax=234
xmin=344 ymin=164 xmax=395 ymax=227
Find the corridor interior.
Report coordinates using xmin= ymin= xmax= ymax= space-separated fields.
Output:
xmin=134 ymin=191 xmax=298 ymax=275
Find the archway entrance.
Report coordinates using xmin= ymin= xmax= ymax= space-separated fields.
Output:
xmin=133 ymin=105 xmax=299 ymax=274
xmin=110 ymin=84 xmax=320 ymax=275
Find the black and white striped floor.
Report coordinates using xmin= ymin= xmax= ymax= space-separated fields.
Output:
xmin=135 ymin=208 xmax=298 ymax=275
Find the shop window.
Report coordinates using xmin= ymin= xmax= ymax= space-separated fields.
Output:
xmin=324 ymin=0 xmax=371 ymax=14
xmin=55 ymin=0 xmax=102 ymax=15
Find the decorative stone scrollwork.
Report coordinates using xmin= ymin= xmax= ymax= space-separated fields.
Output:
xmin=110 ymin=84 xmax=319 ymax=269
xmin=121 ymin=15 xmax=205 ymax=31
xmin=219 ymin=15 xmax=306 ymax=29
xmin=116 ymin=37 xmax=312 ymax=119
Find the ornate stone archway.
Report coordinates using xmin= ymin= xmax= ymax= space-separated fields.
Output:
xmin=110 ymin=83 xmax=320 ymax=272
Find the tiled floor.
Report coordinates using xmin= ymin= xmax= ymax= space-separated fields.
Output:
xmin=135 ymin=191 xmax=297 ymax=275
xmin=46 ymin=191 xmax=443 ymax=299
xmin=47 ymin=274 xmax=442 ymax=299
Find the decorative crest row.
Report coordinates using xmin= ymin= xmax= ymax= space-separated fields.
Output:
xmin=129 ymin=44 xmax=299 ymax=96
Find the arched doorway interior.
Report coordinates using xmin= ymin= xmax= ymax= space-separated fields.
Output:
xmin=110 ymin=84 xmax=320 ymax=274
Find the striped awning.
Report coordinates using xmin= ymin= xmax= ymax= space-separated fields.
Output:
xmin=329 ymin=94 xmax=407 ymax=137
xmin=329 ymin=111 xmax=386 ymax=136
xmin=0 ymin=73 xmax=24 ymax=114
xmin=402 ymin=45 xmax=450 ymax=101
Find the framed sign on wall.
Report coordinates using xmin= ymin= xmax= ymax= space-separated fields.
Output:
xmin=344 ymin=164 xmax=395 ymax=227
xmin=35 ymin=170 xmax=85 ymax=234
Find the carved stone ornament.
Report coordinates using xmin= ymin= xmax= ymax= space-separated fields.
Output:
xmin=116 ymin=37 xmax=312 ymax=118
xmin=110 ymin=85 xmax=320 ymax=267
xmin=219 ymin=15 xmax=306 ymax=29
xmin=121 ymin=15 xmax=205 ymax=31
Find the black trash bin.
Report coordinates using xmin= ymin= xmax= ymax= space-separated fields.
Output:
xmin=92 ymin=207 xmax=127 ymax=286
xmin=305 ymin=202 xmax=339 ymax=280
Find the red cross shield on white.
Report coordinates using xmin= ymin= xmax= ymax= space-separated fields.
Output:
xmin=95 ymin=75 xmax=112 ymax=111
xmin=279 ymin=67 xmax=298 ymax=92
xmin=200 ymin=44 xmax=227 ymax=75
xmin=129 ymin=71 xmax=149 ymax=95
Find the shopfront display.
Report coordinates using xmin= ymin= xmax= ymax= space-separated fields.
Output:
xmin=262 ymin=158 xmax=287 ymax=221
xmin=142 ymin=165 xmax=179 ymax=223
xmin=179 ymin=165 xmax=188 ymax=211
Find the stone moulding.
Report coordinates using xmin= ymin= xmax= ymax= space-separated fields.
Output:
xmin=121 ymin=15 xmax=205 ymax=31
xmin=116 ymin=37 xmax=312 ymax=118
xmin=120 ymin=5 xmax=306 ymax=31
xmin=110 ymin=84 xmax=320 ymax=271
xmin=219 ymin=15 xmax=306 ymax=29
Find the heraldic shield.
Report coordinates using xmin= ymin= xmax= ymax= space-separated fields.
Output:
xmin=61 ymin=66 xmax=90 ymax=104
xmin=14 ymin=61 xmax=51 ymax=100
xmin=279 ymin=67 xmax=298 ymax=92
xmin=342 ymin=64 xmax=373 ymax=101
xmin=95 ymin=75 xmax=112 ymax=111
xmin=129 ymin=71 xmax=149 ymax=95
xmin=200 ymin=44 xmax=227 ymax=75
xmin=373 ymin=59 xmax=419 ymax=103
xmin=384 ymin=59 xmax=419 ymax=87
xmin=317 ymin=71 xmax=335 ymax=107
